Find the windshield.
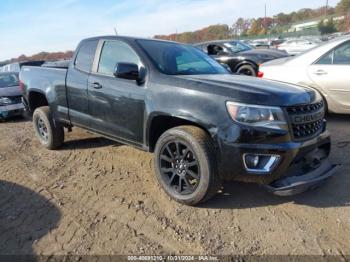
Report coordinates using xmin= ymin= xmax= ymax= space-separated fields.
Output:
xmin=0 ymin=73 xmax=19 ymax=88
xmin=137 ymin=40 xmax=228 ymax=75
xmin=223 ymin=41 xmax=252 ymax=53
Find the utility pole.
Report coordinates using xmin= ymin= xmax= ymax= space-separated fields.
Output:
xmin=264 ymin=3 xmax=267 ymax=36
xmin=325 ymin=0 xmax=329 ymax=16
xmin=114 ymin=26 xmax=118 ymax=36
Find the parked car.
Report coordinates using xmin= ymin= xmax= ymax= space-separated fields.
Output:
xmin=20 ymin=36 xmax=336 ymax=205
xmin=194 ymin=40 xmax=288 ymax=76
xmin=277 ymin=39 xmax=321 ymax=55
xmin=249 ymin=40 xmax=270 ymax=49
xmin=269 ymin=39 xmax=286 ymax=49
xmin=0 ymin=72 xmax=25 ymax=120
xmin=259 ymin=35 xmax=350 ymax=114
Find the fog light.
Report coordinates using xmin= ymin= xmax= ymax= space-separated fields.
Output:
xmin=243 ymin=154 xmax=280 ymax=174
xmin=245 ymin=155 xmax=260 ymax=168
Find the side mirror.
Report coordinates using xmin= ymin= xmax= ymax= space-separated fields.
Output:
xmin=114 ymin=63 xmax=140 ymax=81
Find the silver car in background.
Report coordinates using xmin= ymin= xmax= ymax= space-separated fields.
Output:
xmin=259 ymin=36 xmax=350 ymax=114
xmin=277 ymin=39 xmax=321 ymax=55
xmin=0 ymin=72 xmax=25 ymax=120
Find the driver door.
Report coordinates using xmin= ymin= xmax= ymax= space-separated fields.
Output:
xmin=88 ymin=40 xmax=146 ymax=145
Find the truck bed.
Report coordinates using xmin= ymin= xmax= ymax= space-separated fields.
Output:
xmin=20 ymin=65 xmax=69 ymax=121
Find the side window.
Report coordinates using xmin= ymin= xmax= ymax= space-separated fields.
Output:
xmin=317 ymin=51 xmax=333 ymax=65
xmin=97 ymin=40 xmax=140 ymax=76
xmin=75 ymin=40 xmax=98 ymax=72
xmin=333 ymin=41 xmax=350 ymax=65
xmin=207 ymin=44 xmax=223 ymax=55
xmin=224 ymin=42 xmax=244 ymax=53
xmin=316 ymin=41 xmax=350 ymax=65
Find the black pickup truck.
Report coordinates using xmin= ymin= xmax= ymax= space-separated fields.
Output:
xmin=20 ymin=36 xmax=337 ymax=205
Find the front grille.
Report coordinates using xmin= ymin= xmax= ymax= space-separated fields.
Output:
xmin=286 ymin=100 xmax=325 ymax=140
xmin=286 ymin=100 xmax=324 ymax=114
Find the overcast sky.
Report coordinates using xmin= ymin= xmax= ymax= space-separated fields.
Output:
xmin=0 ymin=0 xmax=339 ymax=61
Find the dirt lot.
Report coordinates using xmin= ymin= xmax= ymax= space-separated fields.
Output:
xmin=0 ymin=114 xmax=349 ymax=256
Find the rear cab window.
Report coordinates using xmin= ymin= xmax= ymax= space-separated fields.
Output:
xmin=74 ymin=40 xmax=98 ymax=72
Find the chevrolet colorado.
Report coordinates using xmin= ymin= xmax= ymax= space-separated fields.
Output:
xmin=20 ymin=36 xmax=337 ymax=205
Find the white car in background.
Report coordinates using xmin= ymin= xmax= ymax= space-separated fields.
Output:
xmin=259 ymin=36 xmax=350 ymax=114
xmin=277 ymin=39 xmax=321 ymax=55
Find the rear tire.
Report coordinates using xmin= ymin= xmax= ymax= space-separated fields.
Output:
xmin=154 ymin=126 xmax=220 ymax=206
xmin=33 ymin=106 xmax=64 ymax=150
xmin=236 ymin=64 xmax=257 ymax=76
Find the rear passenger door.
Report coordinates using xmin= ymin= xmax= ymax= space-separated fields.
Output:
xmin=308 ymin=40 xmax=350 ymax=112
xmin=88 ymin=40 xmax=146 ymax=146
xmin=66 ymin=39 xmax=98 ymax=127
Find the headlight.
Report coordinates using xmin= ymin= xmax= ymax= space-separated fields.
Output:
xmin=0 ymin=97 xmax=12 ymax=106
xmin=226 ymin=102 xmax=287 ymax=130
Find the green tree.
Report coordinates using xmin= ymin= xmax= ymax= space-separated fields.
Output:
xmin=248 ymin=19 xmax=261 ymax=36
xmin=275 ymin=13 xmax=292 ymax=26
xmin=318 ymin=19 xmax=338 ymax=35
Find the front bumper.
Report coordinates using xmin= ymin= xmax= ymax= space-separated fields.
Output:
xmin=264 ymin=159 xmax=338 ymax=196
xmin=218 ymin=128 xmax=332 ymax=185
xmin=0 ymin=103 xmax=25 ymax=119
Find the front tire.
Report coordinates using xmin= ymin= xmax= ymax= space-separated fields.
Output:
xmin=236 ymin=64 xmax=257 ymax=76
xmin=33 ymin=106 xmax=64 ymax=150
xmin=154 ymin=126 xmax=220 ymax=206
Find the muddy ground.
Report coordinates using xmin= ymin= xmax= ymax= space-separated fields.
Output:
xmin=0 ymin=114 xmax=349 ymax=256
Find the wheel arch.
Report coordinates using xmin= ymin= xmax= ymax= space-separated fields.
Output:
xmin=146 ymin=114 xmax=213 ymax=152
xmin=234 ymin=60 xmax=258 ymax=73
xmin=28 ymin=90 xmax=49 ymax=112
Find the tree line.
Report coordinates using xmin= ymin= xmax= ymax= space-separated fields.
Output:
xmin=0 ymin=51 xmax=74 ymax=67
xmin=156 ymin=0 xmax=350 ymax=42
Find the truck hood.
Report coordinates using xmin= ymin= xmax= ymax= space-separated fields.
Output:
xmin=176 ymin=74 xmax=318 ymax=107
xmin=0 ymin=85 xmax=22 ymax=97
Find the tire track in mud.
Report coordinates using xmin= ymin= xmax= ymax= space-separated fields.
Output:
xmin=1 ymin=122 xmax=204 ymax=254
xmin=1 ymin=119 xmax=350 ymax=255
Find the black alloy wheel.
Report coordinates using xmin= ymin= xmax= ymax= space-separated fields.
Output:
xmin=154 ymin=126 xmax=221 ymax=206
xmin=159 ymin=140 xmax=200 ymax=195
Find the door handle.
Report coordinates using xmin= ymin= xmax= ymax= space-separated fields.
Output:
xmin=313 ymin=70 xmax=328 ymax=76
xmin=91 ymin=82 xmax=102 ymax=89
